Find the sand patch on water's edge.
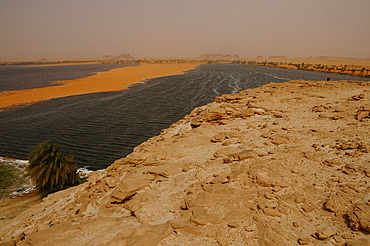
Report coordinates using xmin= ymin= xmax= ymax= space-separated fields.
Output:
xmin=0 ymin=63 xmax=202 ymax=109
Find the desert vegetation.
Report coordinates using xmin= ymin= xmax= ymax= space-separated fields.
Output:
xmin=236 ymin=60 xmax=370 ymax=78
xmin=27 ymin=142 xmax=83 ymax=197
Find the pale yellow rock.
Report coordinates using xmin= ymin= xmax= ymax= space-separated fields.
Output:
xmin=315 ymin=227 xmax=337 ymax=240
xmin=298 ymin=238 xmax=310 ymax=245
xmin=241 ymin=108 xmax=255 ymax=117
xmin=324 ymin=194 xmax=349 ymax=214
xmin=356 ymin=110 xmax=370 ymax=121
xmin=211 ymin=133 xmax=227 ymax=142
xmin=346 ymin=203 xmax=370 ymax=232
xmin=110 ymin=172 xmax=154 ymax=202
xmin=111 ymin=223 xmax=173 ymax=246
xmin=346 ymin=238 xmax=370 ymax=246
xmin=263 ymin=208 xmax=282 ymax=217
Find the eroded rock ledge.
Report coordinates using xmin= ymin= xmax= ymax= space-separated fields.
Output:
xmin=1 ymin=80 xmax=369 ymax=245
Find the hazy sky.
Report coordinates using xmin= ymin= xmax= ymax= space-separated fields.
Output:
xmin=1 ymin=0 xmax=369 ymax=60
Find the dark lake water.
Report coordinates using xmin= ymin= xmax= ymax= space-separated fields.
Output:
xmin=0 ymin=63 xmax=368 ymax=170
xmin=0 ymin=63 xmax=137 ymax=91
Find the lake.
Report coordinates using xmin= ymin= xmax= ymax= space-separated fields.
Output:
xmin=0 ymin=63 xmax=367 ymax=170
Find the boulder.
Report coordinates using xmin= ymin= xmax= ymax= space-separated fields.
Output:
xmin=228 ymin=149 xmax=255 ymax=160
xmin=241 ymin=108 xmax=255 ymax=118
xmin=356 ymin=110 xmax=369 ymax=121
xmin=314 ymin=227 xmax=336 ymax=240
xmin=346 ymin=203 xmax=370 ymax=232
xmin=350 ymin=94 xmax=365 ymax=100
xmin=190 ymin=116 xmax=203 ymax=128
xmin=346 ymin=238 xmax=370 ymax=246
xmin=211 ymin=133 xmax=227 ymax=142
xmin=205 ymin=107 xmax=227 ymax=121
xmin=323 ymin=194 xmax=349 ymax=214
xmin=298 ymin=238 xmax=311 ymax=245
xmin=190 ymin=206 xmax=220 ymax=225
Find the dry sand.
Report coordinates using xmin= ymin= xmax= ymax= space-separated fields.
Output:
xmin=0 ymin=63 xmax=201 ymax=109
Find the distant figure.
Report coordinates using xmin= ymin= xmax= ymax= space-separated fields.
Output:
xmin=327 ymin=77 xmax=330 ymax=81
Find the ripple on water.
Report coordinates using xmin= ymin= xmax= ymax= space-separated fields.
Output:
xmin=0 ymin=64 xmax=367 ymax=170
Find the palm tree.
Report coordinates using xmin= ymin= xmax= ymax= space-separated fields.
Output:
xmin=27 ymin=142 xmax=80 ymax=196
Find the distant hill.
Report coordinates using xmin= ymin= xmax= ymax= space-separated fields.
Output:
xmin=196 ymin=53 xmax=240 ymax=60
xmin=268 ymin=55 xmax=286 ymax=58
xmin=115 ymin=53 xmax=135 ymax=60
xmin=102 ymin=53 xmax=135 ymax=60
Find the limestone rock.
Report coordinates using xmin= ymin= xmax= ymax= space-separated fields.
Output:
xmin=211 ymin=133 xmax=227 ymax=142
xmin=323 ymin=194 xmax=349 ymax=214
xmin=241 ymin=108 xmax=255 ymax=117
xmin=190 ymin=116 xmax=203 ymax=128
xmin=214 ymin=147 xmax=240 ymax=158
xmin=263 ymin=208 xmax=282 ymax=217
xmin=350 ymin=94 xmax=365 ymax=100
xmin=110 ymin=172 xmax=154 ymax=202
xmin=228 ymin=149 xmax=255 ymax=160
xmin=111 ymin=223 xmax=173 ymax=246
xmin=298 ymin=238 xmax=311 ymax=245
xmin=346 ymin=238 xmax=370 ymax=246
xmin=356 ymin=110 xmax=369 ymax=121
xmin=269 ymin=135 xmax=289 ymax=145
xmin=314 ymin=227 xmax=336 ymax=240
xmin=105 ymin=176 xmax=119 ymax=188
xmin=0 ymin=241 xmax=16 ymax=246
xmin=190 ymin=206 xmax=219 ymax=225
xmin=206 ymin=107 xmax=227 ymax=121
xmin=346 ymin=203 xmax=370 ymax=232
xmin=257 ymin=222 xmax=288 ymax=245
xmin=217 ymin=93 xmax=245 ymax=102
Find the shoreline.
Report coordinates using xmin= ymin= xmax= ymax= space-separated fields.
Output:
xmin=0 ymin=63 xmax=202 ymax=109
xmin=1 ymin=80 xmax=369 ymax=244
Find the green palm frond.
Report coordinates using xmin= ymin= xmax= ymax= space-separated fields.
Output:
xmin=27 ymin=142 xmax=80 ymax=196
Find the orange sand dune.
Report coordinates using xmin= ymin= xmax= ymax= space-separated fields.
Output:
xmin=0 ymin=63 xmax=201 ymax=109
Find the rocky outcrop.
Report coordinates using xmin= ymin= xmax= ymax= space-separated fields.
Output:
xmin=0 ymin=80 xmax=369 ymax=245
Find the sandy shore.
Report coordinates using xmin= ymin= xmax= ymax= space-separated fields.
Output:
xmin=0 ymin=63 xmax=202 ymax=109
